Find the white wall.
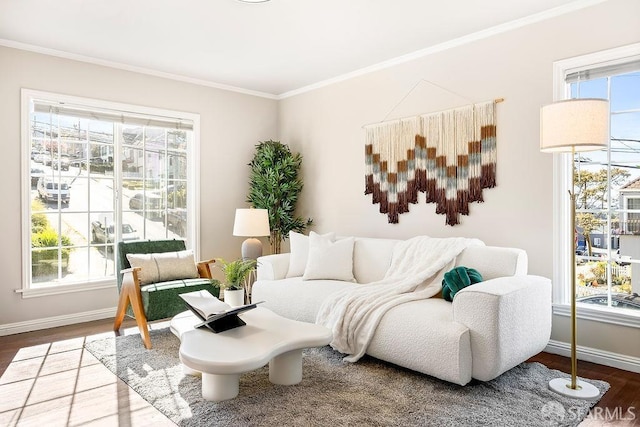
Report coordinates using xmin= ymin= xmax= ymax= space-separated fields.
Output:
xmin=0 ymin=46 xmax=278 ymax=328
xmin=277 ymin=0 xmax=640 ymax=359
xmin=1 ymin=0 xmax=638 ymax=361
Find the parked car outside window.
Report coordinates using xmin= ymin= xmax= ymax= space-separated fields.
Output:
xmin=129 ymin=192 xmax=164 ymax=219
xmin=37 ymin=178 xmax=70 ymax=204
xmin=52 ymin=155 xmax=70 ymax=171
xmin=30 ymin=167 xmax=45 ymax=187
xmin=577 ymin=293 xmax=640 ymax=310
xmin=91 ymin=220 xmax=139 ymax=244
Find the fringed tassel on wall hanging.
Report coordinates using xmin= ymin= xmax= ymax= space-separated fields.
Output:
xmin=364 ymin=100 xmax=498 ymax=225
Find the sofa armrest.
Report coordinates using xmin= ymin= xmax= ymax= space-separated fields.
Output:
xmin=257 ymin=253 xmax=290 ymax=281
xmin=453 ymin=275 xmax=552 ymax=381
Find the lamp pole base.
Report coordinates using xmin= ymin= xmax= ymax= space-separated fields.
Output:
xmin=548 ymin=377 xmax=600 ymax=399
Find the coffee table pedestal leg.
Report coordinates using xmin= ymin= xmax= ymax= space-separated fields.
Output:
xmin=182 ymin=365 xmax=200 ymax=377
xmin=269 ymin=349 xmax=303 ymax=385
xmin=201 ymin=373 xmax=240 ymax=402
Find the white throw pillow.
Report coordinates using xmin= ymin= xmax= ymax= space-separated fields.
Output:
xmin=286 ymin=231 xmax=335 ymax=278
xmin=126 ymin=249 xmax=199 ymax=285
xmin=303 ymin=233 xmax=355 ymax=281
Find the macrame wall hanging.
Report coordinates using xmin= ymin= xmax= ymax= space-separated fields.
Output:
xmin=364 ymin=98 xmax=501 ymax=226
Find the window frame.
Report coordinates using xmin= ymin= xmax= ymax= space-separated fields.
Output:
xmin=552 ymin=43 xmax=640 ymax=328
xmin=19 ymin=89 xmax=201 ymax=298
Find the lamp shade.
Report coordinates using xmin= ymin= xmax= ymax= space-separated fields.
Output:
xmin=233 ymin=208 xmax=270 ymax=237
xmin=540 ymin=98 xmax=609 ymax=153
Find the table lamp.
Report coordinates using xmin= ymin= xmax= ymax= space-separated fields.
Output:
xmin=540 ymin=98 xmax=609 ymax=399
xmin=233 ymin=208 xmax=270 ymax=260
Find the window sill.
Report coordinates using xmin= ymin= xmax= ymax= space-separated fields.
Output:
xmin=16 ymin=280 xmax=116 ymax=298
xmin=552 ymin=303 xmax=640 ymax=328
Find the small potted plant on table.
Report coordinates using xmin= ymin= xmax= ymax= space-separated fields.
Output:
xmin=217 ymin=258 xmax=256 ymax=307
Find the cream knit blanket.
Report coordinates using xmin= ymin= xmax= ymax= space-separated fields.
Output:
xmin=315 ymin=236 xmax=484 ymax=362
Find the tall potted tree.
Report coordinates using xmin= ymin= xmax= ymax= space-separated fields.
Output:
xmin=247 ymin=140 xmax=312 ymax=254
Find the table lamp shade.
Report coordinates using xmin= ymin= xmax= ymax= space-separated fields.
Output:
xmin=233 ymin=208 xmax=270 ymax=260
xmin=233 ymin=208 xmax=270 ymax=237
xmin=540 ymin=98 xmax=609 ymax=153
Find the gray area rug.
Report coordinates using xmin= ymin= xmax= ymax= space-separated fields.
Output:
xmin=84 ymin=329 xmax=609 ymax=427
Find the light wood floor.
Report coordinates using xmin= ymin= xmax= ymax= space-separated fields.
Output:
xmin=1 ymin=318 xmax=638 ymax=426
xmin=0 ymin=318 xmax=175 ymax=427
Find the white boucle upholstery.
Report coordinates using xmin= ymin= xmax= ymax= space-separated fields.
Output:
xmin=367 ymin=299 xmax=472 ymax=385
xmin=252 ymin=236 xmax=552 ymax=385
xmin=454 ymin=246 xmax=528 ymax=279
xmin=352 ymin=237 xmax=399 ymax=283
xmin=251 ymin=277 xmax=356 ymax=323
xmin=453 ymin=275 xmax=552 ymax=381
xmin=256 ymin=253 xmax=289 ymax=281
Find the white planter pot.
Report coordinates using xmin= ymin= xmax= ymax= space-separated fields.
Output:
xmin=224 ymin=289 xmax=245 ymax=307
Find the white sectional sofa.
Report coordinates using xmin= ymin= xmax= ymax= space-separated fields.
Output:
xmin=251 ymin=235 xmax=552 ymax=386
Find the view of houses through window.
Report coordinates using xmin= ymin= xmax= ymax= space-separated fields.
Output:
xmin=26 ymin=92 xmax=195 ymax=290
xmin=569 ymin=61 xmax=640 ymax=312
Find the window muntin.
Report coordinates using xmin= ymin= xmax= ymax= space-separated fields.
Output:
xmin=25 ymin=91 xmax=197 ymax=291
xmin=570 ymin=68 xmax=640 ymax=314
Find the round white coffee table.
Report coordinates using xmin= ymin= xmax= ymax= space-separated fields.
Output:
xmin=170 ymin=307 xmax=332 ymax=402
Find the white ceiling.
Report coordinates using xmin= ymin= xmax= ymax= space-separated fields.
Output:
xmin=0 ymin=0 xmax=596 ymax=98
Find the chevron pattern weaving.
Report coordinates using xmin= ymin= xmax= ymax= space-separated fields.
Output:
xmin=364 ymin=101 xmax=497 ymax=225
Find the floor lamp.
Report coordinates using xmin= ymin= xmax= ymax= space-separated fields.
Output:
xmin=540 ymin=98 xmax=609 ymax=399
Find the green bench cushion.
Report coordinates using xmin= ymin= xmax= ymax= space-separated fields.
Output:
xmin=118 ymin=239 xmax=220 ymax=321
xmin=129 ymin=278 xmax=220 ymax=321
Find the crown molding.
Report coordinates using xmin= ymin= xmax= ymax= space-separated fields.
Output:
xmin=277 ymin=0 xmax=608 ymax=99
xmin=0 ymin=38 xmax=279 ymax=100
xmin=0 ymin=0 xmax=608 ymax=100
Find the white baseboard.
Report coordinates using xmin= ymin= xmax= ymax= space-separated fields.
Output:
xmin=545 ymin=339 xmax=640 ymax=374
xmin=0 ymin=307 xmax=116 ymax=336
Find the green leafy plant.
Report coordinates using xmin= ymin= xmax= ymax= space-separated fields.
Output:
xmin=30 ymin=199 xmax=75 ymax=277
xmin=216 ymin=258 xmax=256 ymax=290
xmin=247 ymin=140 xmax=312 ymax=254
xmin=577 ymin=260 xmax=631 ymax=292
xmin=31 ymin=199 xmax=48 ymax=233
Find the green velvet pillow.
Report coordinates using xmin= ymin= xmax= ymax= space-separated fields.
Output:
xmin=442 ymin=266 xmax=483 ymax=302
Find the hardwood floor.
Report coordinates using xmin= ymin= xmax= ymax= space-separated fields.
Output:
xmin=0 ymin=318 xmax=175 ymax=427
xmin=527 ymin=352 xmax=640 ymax=426
xmin=1 ymin=319 xmax=638 ymax=426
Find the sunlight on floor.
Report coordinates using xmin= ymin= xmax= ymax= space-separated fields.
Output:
xmin=0 ymin=322 xmax=174 ymax=427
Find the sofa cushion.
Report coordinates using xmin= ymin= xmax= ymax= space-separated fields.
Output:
xmin=441 ymin=266 xmax=483 ymax=302
xmin=286 ymin=231 xmax=335 ymax=278
xmin=303 ymin=234 xmax=355 ymax=281
xmin=127 ymin=249 xmax=199 ymax=285
xmin=353 ymin=237 xmax=400 ymax=283
xmin=251 ymin=277 xmax=357 ymax=323
xmin=117 ymin=239 xmax=188 ymax=292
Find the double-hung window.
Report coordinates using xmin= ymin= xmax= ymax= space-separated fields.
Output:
xmin=21 ymin=90 xmax=200 ymax=296
xmin=553 ymin=44 xmax=640 ymax=324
